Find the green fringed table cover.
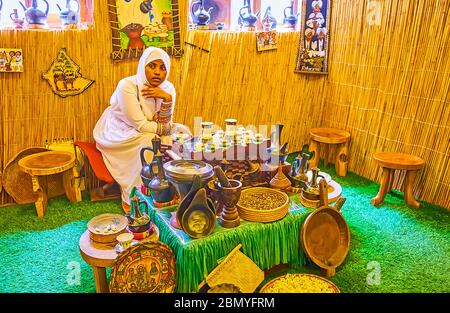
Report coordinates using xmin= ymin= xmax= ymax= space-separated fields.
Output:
xmin=133 ymin=189 xmax=311 ymax=293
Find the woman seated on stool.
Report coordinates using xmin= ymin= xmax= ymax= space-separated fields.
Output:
xmin=94 ymin=47 xmax=191 ymax=212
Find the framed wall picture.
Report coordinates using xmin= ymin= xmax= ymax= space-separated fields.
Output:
xmin=108 ymin=0 xmax=184 ymax=61
xmin=256 ymin=31 xmax=278 ymax=51
xmin=295 ymin=0 xmax=331 ymax=74
xmin=0 ymin=48 xmax=23 ymax=73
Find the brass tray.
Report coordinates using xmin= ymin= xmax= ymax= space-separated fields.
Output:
xmin=236 ymin=187 xmax=289 ymax=223
xmin=87 ymin=213 xmax=128 ymax=243
xmin=260 ymin=273 xmax=340 ymax=293
xmin=109 ymin=241 xmax=176 ymax=293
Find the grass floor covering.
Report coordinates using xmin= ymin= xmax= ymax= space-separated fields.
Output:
xmin=0 ymin=163 xmax=449 ymax=293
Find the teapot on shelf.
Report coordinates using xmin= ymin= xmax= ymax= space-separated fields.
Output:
xmin=284 ymin=0 xmax=300 ymax=29
xmin=262 ymin=6 xmax=277 ymax=30
xmin=19 ymin=0 xmax=49 ymax=27
xmin=191 ymin=0 xmax=213 ymax=26
xmin=140 ymin=137 xmax=176 ymax=203
xmin=57 ymin=0 xmax=80 ymax=26
xmin=239 ymin=0 xmax=260 ymax=28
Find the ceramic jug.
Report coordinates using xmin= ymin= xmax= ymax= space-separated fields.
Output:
xmin=262 ymin=6 xmax=277 ymax=30
xmin=191 ymin=0 xmax=213 ymax=26
xmin=284 ymin=0 xmax=300 ymax=28
xmin=57 ymin=0 xmax=80 ymax=26
xmin=239 ymin=0 xmax=260 ymax=28
xmin=19 ymin=0 xmax=49 ymax=26
xmin=140 ymin=137 xmax=176 ymax=203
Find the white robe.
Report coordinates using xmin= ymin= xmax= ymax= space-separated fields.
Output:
xmin=93 ymin=47 xmax=189 ymax=204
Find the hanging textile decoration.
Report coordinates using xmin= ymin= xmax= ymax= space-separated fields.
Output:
xmin=42 ymin=48 xmax=94 ymax=98
xmin=107 ymin=0 xmax=184 ymax=61
xmin=295 ymin=0 xmax=331 ymax=74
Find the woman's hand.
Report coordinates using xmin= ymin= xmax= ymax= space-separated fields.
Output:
xmin=141 ymin=84 xmax=172 ymax=102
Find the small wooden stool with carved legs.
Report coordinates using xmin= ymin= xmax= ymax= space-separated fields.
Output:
xmin=18 ymin=151 xmax=82 ymax=217
xmin=371 ymin=152 xmax=425 ymax=208
xmin=309 ymin=128 xmax=351 ymax=177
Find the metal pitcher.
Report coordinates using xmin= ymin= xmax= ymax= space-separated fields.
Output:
xmin=191 ymin=0 xmax=213 ymax=26
xmin=19 ymin=0 xmax=49 ymax=26
xmin=284 ymin=0 xmax=300 ymax=28
xmin=239 ymin=0 xmax=260 ymax=28
xmin=57 ymin=0 xmax=80 ymax=26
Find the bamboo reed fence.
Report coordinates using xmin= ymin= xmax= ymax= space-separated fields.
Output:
xmin=0 ymin=0 xmax=449 ymax=208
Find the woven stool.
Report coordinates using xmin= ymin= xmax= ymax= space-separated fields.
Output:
xmin=371 ymin=152 xmax=425 ymax=208
xmin=309 ymin=128 xmax=351 ymax=176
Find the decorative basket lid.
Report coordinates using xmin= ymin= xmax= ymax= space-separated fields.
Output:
xmin=163 ymin=160 xmax=214 ymax=182
xmin=109 ymin=241 xmax=176 ymax=293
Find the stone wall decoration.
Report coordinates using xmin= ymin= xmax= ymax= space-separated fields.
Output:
xmin=295 ymin=0 xmax=331 ymax=74
xmin=42 ymin=48 xmax=94 ymax=98
xmin=108 ymin=0 xmax=184 ymax=61
xmin=0 ymin=48 xmax=23 ymax=73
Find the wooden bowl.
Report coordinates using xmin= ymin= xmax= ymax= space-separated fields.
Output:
xmin=87 ymin=213 xmax=128 ymax=243
xmin=260 ymin=273 xmax=340 ymax=293
xmin=236 ymin=187 xmax=289 ymax=223
xmin=300 ymin=206 xmax=350 ymax=276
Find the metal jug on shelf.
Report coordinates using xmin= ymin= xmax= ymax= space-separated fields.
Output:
xmin=239 ymin=0 xmax=260 ymax=28
xmin=10 ymin=9 xmax=25 ymax=29
xmin=19 ymin=0 xmax=49 ymax=26
xmin=284 ymin=0 xmax=300 ymax=29
xmin=57 ymin=0 xmax=80 ymax=26
xmin=262 ymin=6 xmax=277 ymax=30
xmin=191 ymin=0 xmax=213 ymax=26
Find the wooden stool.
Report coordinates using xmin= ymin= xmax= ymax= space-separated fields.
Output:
xmin=18 ymin=151 xmax=82 ymax=217
xmin=309 ymin=128 xmax=351 ymax=176
xmin=79 ymin=226 xmax=159 ymax=293
xmin=371 ymin=152 xmax=425 ymax=208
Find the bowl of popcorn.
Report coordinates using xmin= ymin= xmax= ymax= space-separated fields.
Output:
xmin=87 ymin=213 xmax=128 ymax=243
xmin=260 ymin=274 xmax=340 ymax=293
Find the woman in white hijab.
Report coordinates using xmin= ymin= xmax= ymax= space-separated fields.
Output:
xmin=94 ymin=47 xmax=191 ymax=211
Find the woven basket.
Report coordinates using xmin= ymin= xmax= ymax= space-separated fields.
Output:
xmin=236 ymin=187 xmax=289 ymax=223
xmin=260 ymin=273 xmax=340 ymax=293
xmin=87 ymin=213 xmax=128 ymax=243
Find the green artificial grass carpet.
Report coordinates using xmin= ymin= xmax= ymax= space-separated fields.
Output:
xmin=0 ymin=164 xmax=449 ymax=293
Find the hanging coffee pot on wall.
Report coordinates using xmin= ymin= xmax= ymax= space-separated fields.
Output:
xmin=239 ymin=0 xmax=260 ymax=28
xmin=191 ymin=0 xmax=214 ymax=26
xmin=140 ymin=137 xmax=176 ymax=203
xmin=19 ymin=0 xmax=49 ymax=27
xmin=57 ymin=0 xmax=80 ymax=26
xmin=284 ymin=0 xmax=300 ymax=29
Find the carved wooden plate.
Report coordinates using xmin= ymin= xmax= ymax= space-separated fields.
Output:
xmin=110 ymin=242 xmax=176 ymax=293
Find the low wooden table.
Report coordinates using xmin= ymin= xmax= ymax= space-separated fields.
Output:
xmin=79 ymin=226 xmax=160 ymax=293
xmin=18 ymin=151 xmax=81 ymax=217
xmin=371 ymin=152 xmax=425 ymax=208
xmin=309 ymin=128 xmax=351 ymax=176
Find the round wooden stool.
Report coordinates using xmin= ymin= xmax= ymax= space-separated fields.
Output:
xmin=18 ymin=151 xmax=81 ymax=217
xmin=371 ymin=152 xmax=425 ymax=208
xmin=309 ymin=128 xmax=351 ymax=176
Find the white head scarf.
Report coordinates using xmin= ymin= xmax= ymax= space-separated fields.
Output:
xmin=136 ymin=47 xmax=175 ymax=116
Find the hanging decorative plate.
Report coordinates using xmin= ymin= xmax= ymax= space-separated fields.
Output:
xmin=109 ymin=242 xmax=176 ymax=293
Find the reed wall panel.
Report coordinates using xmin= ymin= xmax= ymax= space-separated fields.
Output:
xmin=1 ymin=0 xmax=449 ymax=208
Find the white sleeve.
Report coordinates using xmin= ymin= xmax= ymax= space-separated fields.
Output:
xmin=117 ymin=79 xmax=157 ymax=133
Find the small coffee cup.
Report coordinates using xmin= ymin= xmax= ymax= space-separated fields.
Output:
xmin=116 ymin=233 xmax=134 ymax=249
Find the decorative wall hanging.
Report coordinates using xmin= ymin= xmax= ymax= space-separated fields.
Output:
xmin=256 ymin=30 xmax=278 ymax=52
xmin=107 ymin=0 xmax=184 ymax=61
xmin=0 ymin=48 xmax=23 ymax=73
xmin=42 ymin=48 xmax=94 ymax=98
xmin=295 ymin=0 xmax=331 ymax=74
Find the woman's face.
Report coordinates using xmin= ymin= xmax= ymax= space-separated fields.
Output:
xmin=145 ymin=59 xmax=167 ymax=87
